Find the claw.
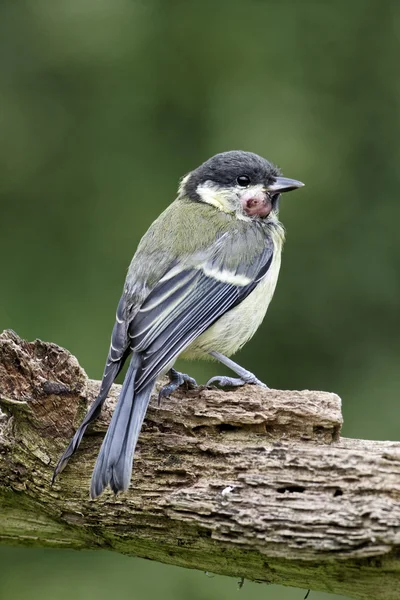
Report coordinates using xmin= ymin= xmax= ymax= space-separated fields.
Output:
xmin=158 ymin=368 xmax=198 ymax=405
xmin=206 ymin=376 xmax=246 ymax=388
xmin=206 ymin=375 xmax=268 ymax=389
xmin=207 ymin=351 xmax=268 ymax=389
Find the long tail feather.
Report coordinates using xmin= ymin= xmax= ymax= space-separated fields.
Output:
xmin=52 ymin=298 xmax=131 ymax=484
xmin=90 ymin=354 xmax=154 ymax=498
xmin=51 ymin=359 xmax=122 ymax=483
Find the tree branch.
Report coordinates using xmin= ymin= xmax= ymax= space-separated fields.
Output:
xmin=0 ymin=330 xmax=399 ymax=600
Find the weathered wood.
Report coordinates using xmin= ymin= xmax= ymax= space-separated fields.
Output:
xmin=0 ymin=329 xmax=399 ymax=600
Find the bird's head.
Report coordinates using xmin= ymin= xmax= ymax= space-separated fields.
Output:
xmin=180 ymin=150 xmax=304 ymax=220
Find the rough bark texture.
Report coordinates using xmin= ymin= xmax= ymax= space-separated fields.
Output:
xmin=0 ymin=330 xmax=399 ymax=600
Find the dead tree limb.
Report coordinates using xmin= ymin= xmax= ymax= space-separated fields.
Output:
xmin=0 ymin=329 xmax=399 ymax=600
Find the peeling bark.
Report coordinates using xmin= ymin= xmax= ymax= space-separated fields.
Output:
xmin=0 ymin=329 xmax=399 ymax=600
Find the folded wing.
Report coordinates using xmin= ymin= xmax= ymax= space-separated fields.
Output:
xmin=129 ymin=232 xmax=274 ymax=391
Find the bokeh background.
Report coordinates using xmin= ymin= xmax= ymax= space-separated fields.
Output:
xmin=1 ymin=1 xmax=399 ymax=599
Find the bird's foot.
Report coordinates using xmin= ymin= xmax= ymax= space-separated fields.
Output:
xmin=206 ymin=373 xmax=268 ymax=389
xmin=158 ymin=368 xmax=198 ymax=405
xmin=206 ymin=351 xmax=268 ymax=389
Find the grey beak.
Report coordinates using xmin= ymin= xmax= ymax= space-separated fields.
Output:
xmin=267 ymin=176 xmax=305 ymax=193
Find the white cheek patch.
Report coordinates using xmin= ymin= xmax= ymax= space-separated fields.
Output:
xmin=196 ymin=181 xmax=251 ymax=221
xmin=196 ymin=182 xmax=231 ymax=212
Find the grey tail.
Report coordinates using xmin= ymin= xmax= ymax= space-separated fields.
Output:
xmin=90 ymin=354 xmax=155 ymax=499
xmin=51 ymin=357 xmax=125 ymax=484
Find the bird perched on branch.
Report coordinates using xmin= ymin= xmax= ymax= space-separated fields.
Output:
xmin=53 ymin=150 xmax=304 ymax=498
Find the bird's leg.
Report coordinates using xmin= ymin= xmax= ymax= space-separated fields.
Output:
xmin=206 ymin=350 xmax=268 ymax=389
xmin=158 ymin=367 xmax=198 ymax=405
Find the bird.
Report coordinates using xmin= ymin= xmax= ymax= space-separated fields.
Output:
xmin=52 ymin=150 xmax=304 ymax=498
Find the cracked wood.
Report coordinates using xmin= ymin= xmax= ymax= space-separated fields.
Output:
xmin=0 ymin=329 xmax=399 ymax=600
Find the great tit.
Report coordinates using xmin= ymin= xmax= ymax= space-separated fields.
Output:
xmin=53 ymin=150 xmax=304 ymax=498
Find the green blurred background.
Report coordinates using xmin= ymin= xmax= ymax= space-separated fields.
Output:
xmin=1 ymin=1 xmax=399 ymax=599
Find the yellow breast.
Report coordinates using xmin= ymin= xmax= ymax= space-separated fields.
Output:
xmin=182 ymin=231 xmax=283 ymax=360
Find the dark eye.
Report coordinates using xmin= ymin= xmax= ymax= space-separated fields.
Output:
xmin=236 ymin=175 xmax=251 ymax=187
